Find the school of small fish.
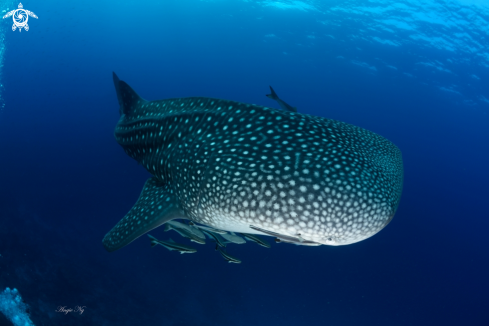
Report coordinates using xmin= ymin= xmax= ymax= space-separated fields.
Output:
xmin=149 ymin=220 xmax=272 ymax=263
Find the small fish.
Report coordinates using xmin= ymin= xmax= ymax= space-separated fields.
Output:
xmin=266 ymin=86 xmax=297 ymax=112
xmin=188 ymin=221 xmax=228 ymax=234
xmin=148 ymin=235 xmax=197 ymax=254
xmin=164 ymin=223 xmax=206 ymax=245
xmin=202 ymin=230 xmax=227 ymax=248
xmin=239 ymin=233 xmax=271 ymax=248
xmin=220 ymin=232 xmax=246 ymax=244
xmin=249 ymin=225 xmax=320 ymax=246
xmin=215 ymin=245 xmax=241 ymax=264
xmin=275 ymin=238 xmax=322 ymax=246
xmin=168 ymin=220 xmax=206 ymax=240
xmin=185 ymin=223 xmax=207 ymax=240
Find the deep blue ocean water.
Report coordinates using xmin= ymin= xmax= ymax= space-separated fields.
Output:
xmin=0 ymin=0 xmax=488 ymax=325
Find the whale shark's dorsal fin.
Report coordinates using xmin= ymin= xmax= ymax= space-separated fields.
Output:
xmin=265 ymin=86 xmax=297 ymax=113
xmin=113 ymin=72 xmax=147 ymax=116
xmin=266 ymin=85 xmax=279 ymax=100
xmin=102 ymin=177 xmax=183 ymax=252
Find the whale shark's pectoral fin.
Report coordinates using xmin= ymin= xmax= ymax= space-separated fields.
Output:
xmin=102 ymin=177 xmax=183 ymax=252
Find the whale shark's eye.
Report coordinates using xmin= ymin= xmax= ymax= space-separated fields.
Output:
xmin=327 ymin=237 xmax=332 ymax=242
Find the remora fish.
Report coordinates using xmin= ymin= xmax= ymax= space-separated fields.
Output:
xmin=220 ymin=232 xmax=246 ymax=244
xmin=168 ymin=220 xmax=206 ymax=240
xmin=202 ymin=230 xmax=227 ymax=248
xmin=266 ymin=86 xmax=297 ymax=112
xmin=148 ymin=235 xmax=197 ymax=254
xmin=216 ymin=245 xmax=241 ymax=264
xmin=164 ymin=222 xmax=205 ymax=244
xmin=239 ymin=233 xmax=271 ymax=248
xmin=188 ymin=221 xmax=228 ymax=234
xmin=102 ymin=73 xmax=403 ymax=252
xmin=186 ymin=224 xmax=207 ymax=240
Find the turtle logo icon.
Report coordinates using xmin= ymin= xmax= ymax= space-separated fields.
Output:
xmin=2 ymin=3 xmax=38 ymax=32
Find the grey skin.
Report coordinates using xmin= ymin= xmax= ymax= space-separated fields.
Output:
xmin=148 ymin=235 xmax=197 ymax=254
xmin=266 ymin=86 xmax=297 ymax=112
xmin=102 ymin=73 xmax=403 ymax=253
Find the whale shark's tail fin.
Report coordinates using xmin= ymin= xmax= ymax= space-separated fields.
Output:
xmin=113 ymin=72 xmax=147 ymax=116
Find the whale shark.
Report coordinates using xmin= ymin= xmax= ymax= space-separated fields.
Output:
xmin=103 ymin=73 xmax=403 ymax=252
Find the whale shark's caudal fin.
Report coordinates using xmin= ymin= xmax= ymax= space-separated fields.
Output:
xmin=102 ymin=177 xmax=183 ymax=252
xmin=266 ymin=86 xmax=297 ymax=113
xmin=113 ymin=72 xmax=147 ymax=116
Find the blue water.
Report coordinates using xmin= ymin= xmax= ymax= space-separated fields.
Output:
xmin=0 ymin=0 xmax=488 ymax=325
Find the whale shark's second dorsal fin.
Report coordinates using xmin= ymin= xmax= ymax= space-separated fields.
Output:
xmin=266 ymin=85 xmax=279 ymax=100
xmin=266 ymin=86 xmax=297 ymax=113
xmin=113 ymin=72 xmax=147 ymax=116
